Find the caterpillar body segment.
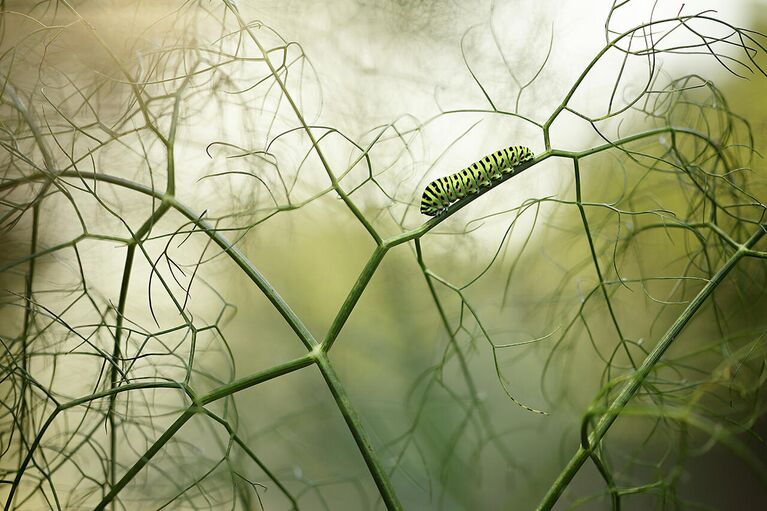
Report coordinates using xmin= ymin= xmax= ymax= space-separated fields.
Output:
xmin=420 ymin=145 xmax=534 ymax=216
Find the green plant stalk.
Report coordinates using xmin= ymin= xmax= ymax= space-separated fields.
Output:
xmin=314 ymin=353 xmax=404 ymax=511
xmin=199 ymin=354 xmax=316 ymax=405
xmin=321 ymin=245 xmax=388 ymax=352
xmin=536 ymin=226 xmax=765 ymax=511
xmin=166 ymin=196 xmax=320 ymax=350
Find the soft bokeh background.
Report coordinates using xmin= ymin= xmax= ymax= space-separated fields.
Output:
xmin=1 ymin=1 xmax=766 ymax=509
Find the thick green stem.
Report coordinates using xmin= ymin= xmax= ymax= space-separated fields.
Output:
xmin=536 ymin=227 xmax=765 ymax=511
xmin=321 ymin=245 xmax=388 ymax=352
xmin=315 ymin=353 xmax=403 ymax=510
xmin=200 ymin=354 xmax=316 ymax=404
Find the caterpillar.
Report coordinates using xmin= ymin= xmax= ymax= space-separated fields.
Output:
xmin=420 ymin=145 xmax=534 ymax=216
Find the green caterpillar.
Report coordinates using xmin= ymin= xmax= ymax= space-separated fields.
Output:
xmin=420 ymin=145 xmax=534 ymax=216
